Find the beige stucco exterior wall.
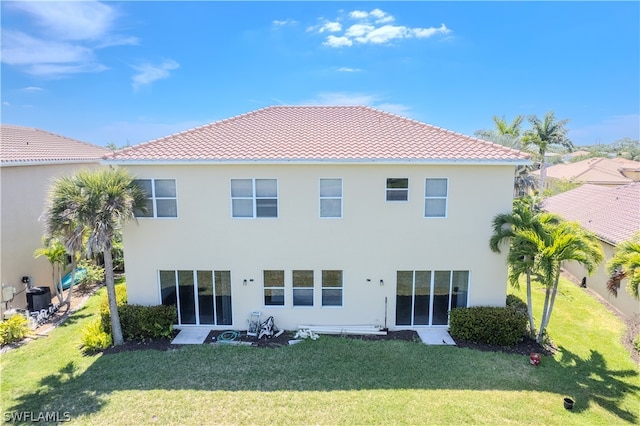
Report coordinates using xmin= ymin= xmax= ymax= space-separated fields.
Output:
xmin=0 ymin=163 xmax=101 ymax=315
xmin=121 ymin=163 xmax=516 ymax=330
xmin=563 ymin=241 xmax=639 ymax=318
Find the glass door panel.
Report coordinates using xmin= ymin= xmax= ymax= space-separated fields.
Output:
xmin=395 ymin=271 xmax=413 ymax=326
xmin=432 ymin=271 xmax=451 ymax=325
xmin=452 ymin=271 xmax=469 ymax=308
xmin=215 ymin=271 xmax=233 ymax=325
xmin=178 ymin=271 xmax=196 ymax=324
xmin=197 ymin=270 xmax=214 ymax=325
xmin=413 ymin=271 xmax=431 ymax=325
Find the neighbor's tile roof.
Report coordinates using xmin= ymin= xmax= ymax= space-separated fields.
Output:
xmin=1 ymin=124 xmax=109 ymax=165
xmin=107 ymin=106 xmax=530 ymax=163
xmin=533 ymin=157 xmax=640 ymax=185
xmin=542 ymin=183 xmax=640 ymax=245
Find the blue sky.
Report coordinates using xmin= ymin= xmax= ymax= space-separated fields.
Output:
xmin=1 ymin=1 xmax=638 ymax=147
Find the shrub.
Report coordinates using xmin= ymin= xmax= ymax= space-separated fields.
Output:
xmin=99 ymin=284 xmax=128 ymax=316
xmin=77 ymin=259 xmax=105 ymax=290
xmin=634 ymin=334 xmax=640 ymax=354
xmin=0 ymin=315 xmax=30 ymax=346
xmin=101 ymin=304 xmax=177 ymax=341
xmin=506 ymin=294 xmax=528 ymax=315
xmin=80 ymin=319 xmax=112 ymax=353
xmin=449 ymin=306 xmax=528 ymax=346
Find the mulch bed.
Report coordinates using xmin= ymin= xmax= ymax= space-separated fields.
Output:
xmin=101 ymin=329 xmax=553 ymax=356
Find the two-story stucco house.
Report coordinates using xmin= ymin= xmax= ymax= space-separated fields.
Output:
xmin=0 ymin=125 xmax=110 ymax=317
xmin=105 ymin=106 xmax=529 ymax=331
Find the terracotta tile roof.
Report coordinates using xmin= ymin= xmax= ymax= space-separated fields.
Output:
xmin=107 ymin=106 xmax=530 ymax=163
xmin=1 ymin=124 xmax=109 ymax=165
xmin=542 ymin=183 xmax=640 ymax=245
xmin=533 ymin=157 xmax=640 ymax=185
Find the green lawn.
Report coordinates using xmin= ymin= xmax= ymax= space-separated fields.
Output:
xmin=1 ymin=277 xmax=638 ymax=425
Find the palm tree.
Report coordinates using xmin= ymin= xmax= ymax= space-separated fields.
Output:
xmin=42 ymin=175 xmax=89 ymax=305
xmin=523 ymin=111 xmax=574 ymax=192
xmin=490 ymin=196 xmax=560 ymax=337
xmin=43 ymin=167 xmax=147 ymax=345
xmin=33 ymin=238 xmax=67 ymax=304
xmin=518 ymin=220 xmax=603 ymax=343
xmin=606 ymin=232 xmax=640 ymax=300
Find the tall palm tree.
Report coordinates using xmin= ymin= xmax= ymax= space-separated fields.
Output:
xmin=517 ymin=220 xmax=603 ymax=343
xmin=42 ymin=175 xmax=89 ymax=305
xmin=606 ymin=232 xmax=640 ymax=300
xmin=490 ymin=196 xmax=560 ymax=337
xmin=43 ymin=167 xmax=147 ymax=346
xmin=523 ymin=111 xmax=574 ymax=192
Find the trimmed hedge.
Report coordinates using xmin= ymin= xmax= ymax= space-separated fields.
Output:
xmin=99 ymin=285 xmax=176 ymax=341
xmin=449 ymin=306 xmax=528 ymax=346
xmin=101 ymin=304 xmax=177 ymax=341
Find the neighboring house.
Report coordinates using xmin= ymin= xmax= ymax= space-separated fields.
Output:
xmin=533 ymin=157 xmax=640 ymax=190
xmin=105 ymin=106 xmax=529 ymax=331
xmin=0 ymin=124 xmax=110 ymax=317
xmin=542 ymin=183 xmax=640 ymax=317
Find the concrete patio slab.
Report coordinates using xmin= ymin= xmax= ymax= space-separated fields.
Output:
xmin=416 ymin=329 xmax=456 ymax=345
xmin=171 ymin=328 xmax=210 ymax=344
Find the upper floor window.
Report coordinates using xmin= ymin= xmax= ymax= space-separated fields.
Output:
xmin=386 ymin=178 xmax=409 ymax=201
xmin=134 ymin=179 xmax=177 ymax=218
xmin=424 ymin=178 xmax=448 ymax=218
xmin=320 ymin=178 xmax=342 ymax=218
xmin=231 ymin=179 xmax=278 ymax=218
xmin=263 ymin=270 xmax=284 ymax=306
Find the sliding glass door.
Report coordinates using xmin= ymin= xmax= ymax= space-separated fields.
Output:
xmin=396 ymin=270 xmax=469 ymax=326
xmin=160 ymin=270 xmax=233 ymax=326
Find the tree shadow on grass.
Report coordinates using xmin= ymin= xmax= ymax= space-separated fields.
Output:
xmin=6 ymin=340 xmax=639 ymax=424
xmin=554 ymin=346 xmax=639 ymax=422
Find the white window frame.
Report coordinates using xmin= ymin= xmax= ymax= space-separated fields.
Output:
xmin=424 ymin=178 xmax=448 ymax=218
xmin=321 ymin=270 xmax=343 ymax=307
xmin=386 ymin=178 xmax=409 ymax=202
xmin=230 ymin=178 xmax=279 ymax=219
xmin=263 ymin=270 xmax=285 ymax=307
xmin=134 ymin=178 xmax=178 ymax=218
xmin=319 ymin=178 xmax=343 ymax=218
xmin=292 ymin=270 xmax=314 ymax=308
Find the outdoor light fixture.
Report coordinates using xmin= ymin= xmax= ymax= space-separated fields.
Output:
xmin=243 ymin=279 xmax=248 ymax=286
xmin=379 ymin=279 xmax=384 ymax=286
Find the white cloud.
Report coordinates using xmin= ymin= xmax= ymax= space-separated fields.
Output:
xmin=337 ymin=67 xmax=361 ymax=72
xmin=349 ymin=11 xmax=369 ymax=19
xmin=323 ymin=36 xmax=353 ymax=48
xmin=2 ymin=1 xmax=136 ymax=77
xmin=317 ymin=8 xmax=451 ymax=48
xmin=131 ymin=60 xmax=180 ymax=91
xmin=2 ymin=102 xmax=10 ymax=107
xmin=10 ymin=1 xmax=116 ymax=41
xmin=320 ymin=21 xmax=342 ymax=33
xmin=273 ymin=19 xmax=297 ymax=27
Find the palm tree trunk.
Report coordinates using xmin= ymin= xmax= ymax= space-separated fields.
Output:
xmin=63 ymin=255 xmax=77 ymax=305
xmin=537 ymin=285 xmax=551 ymax=343
xmin=525 ymin=271 xmax=536 ymax=338
xmin=104 ymin=242 xmax=124 ymax=346
xmin=53 ymin=263 xmax=63 ymax=304
xmin=539 ymin=266 xmax=562 ymax=342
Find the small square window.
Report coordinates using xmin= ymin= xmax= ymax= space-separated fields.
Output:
xmin=386 ymin=178 xmax=408 ymax=201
